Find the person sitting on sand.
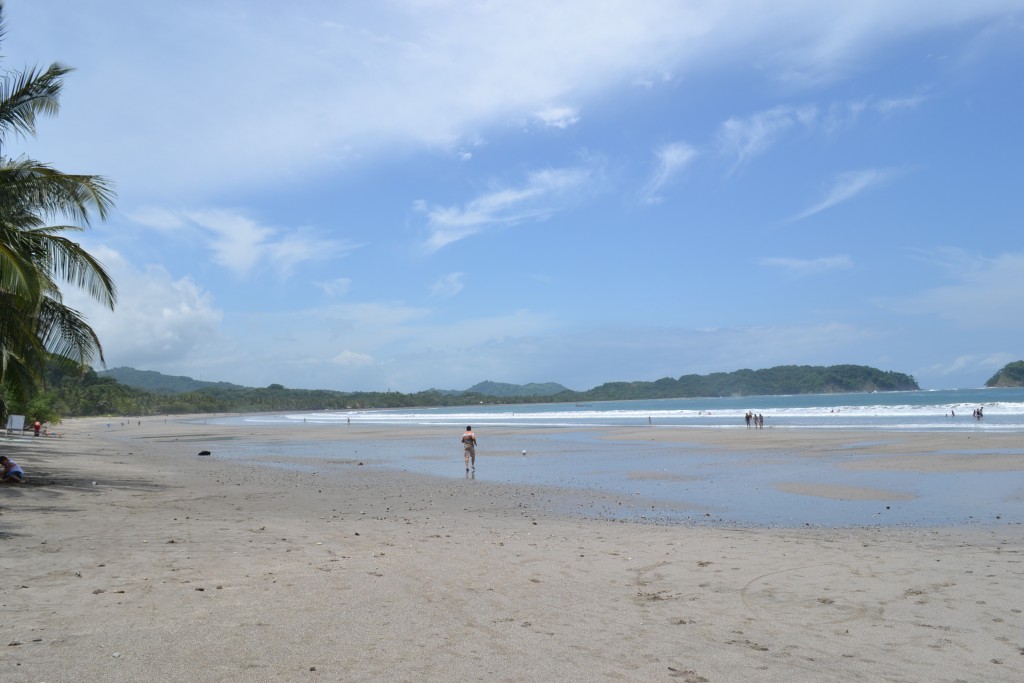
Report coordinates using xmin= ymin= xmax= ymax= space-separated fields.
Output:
xmin=462 ymin=426 xmax=477 ymax=472
xmin=1 ymin=455 xmax=25 ymax=483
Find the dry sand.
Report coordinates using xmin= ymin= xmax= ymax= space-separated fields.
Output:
xmin=2 ymin=417 xmax=1023 ymax=682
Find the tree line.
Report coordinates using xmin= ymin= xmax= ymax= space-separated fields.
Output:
xmin=13 ymin=363 xmax=919 ymax=425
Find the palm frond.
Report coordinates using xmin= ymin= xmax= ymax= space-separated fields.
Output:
xmin=0 ymin=158 xmax=116 ymax=223
xmin=35 ymin=296 xmax=105 ymax=367
xmin=0 ymin=234 xmax=46 ymax=299
xmin=32 ymin=229 xmax=117 ymax=308
xmin=0 ymin=62 xmax=73 ymax=146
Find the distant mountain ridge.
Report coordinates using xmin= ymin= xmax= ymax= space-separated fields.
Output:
xmin=98 ymin=365 xmax=916 ymax=399
xmin=98 ymin=367 xmax=247 ymax=394
xmin=99 ymin=368 xmax=568 ymax=398
xmin=61 ymin=364 xmax=920 ymax=419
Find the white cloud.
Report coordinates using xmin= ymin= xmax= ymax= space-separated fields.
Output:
xmin=717 ymin=105 xmax=817 ymax=172
xmin=125 ymin=206 xmax=186 ymax=231
xmin=641 ymin=141 xmax=698 ymax=204
xmin=424 ymin=321 xmax=888 ymax=391
xmin=419 ymin=165 xmax=593 ymax=252
xmin=793 ymin=168 xmax=899 ymax=220
xmin=821 ymin=99 xmax=868 ymax=133
xmin=13 ymin=1 xmax=1015 ymax=200
xmin=331 ymin=350 xmax=375 ymax=367
xmin=317 ymin=278 xmax=353 ymax=297
xmin=265 ymin=229 xmax=357 ymax=279
xmin=132 ymin=208 xmax=359 ymax=279
xmin=533 ymin=105 xmax=580 ymax=129
xmin=921 ymin=352 xmax=1016 ymax=380
xmin=874 ymin=94 xmax=927 ymax=114
xmin=718 ymin=94 xmax=928 ymax=169
xmin=61 ymin=247 xmax=224 ymax=370
xmin=183 ymin=210 xmax=276 ymax=276
xmin=760 ymin=255 xmax=853 ymax=276
xmin=889 ymin=249 xmax=1024 ymax=329
xmin=191 ymin=303 xmax=557 ymax=391
xmin=753 ymin=1 xmax=1022 ymax=86
xmin=430 ymin=272 xmax=464 ymax=298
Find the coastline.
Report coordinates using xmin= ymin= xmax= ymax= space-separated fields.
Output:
xmin=2 ymin=417 xmax=1023 ymax=681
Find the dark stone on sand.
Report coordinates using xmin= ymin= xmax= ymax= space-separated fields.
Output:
xmin=198 ymin=450 xmax=211 ymax=456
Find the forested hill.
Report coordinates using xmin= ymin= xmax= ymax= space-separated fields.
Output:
xmin=986 ymin=361 xmax=1024 ymax=387
xmin=39 ymin=363 xmax=918 ymax=420
xmin=573 ymin=365 xmax=918 ymax=401
xmin=464 ymin=380 xmax=569 ymax=397
xmin=98 ymin=367 xmax=247 ymax=394
xmin=101 ymin=364 xmax=913 ymax=400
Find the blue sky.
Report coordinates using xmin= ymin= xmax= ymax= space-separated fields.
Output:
xmin=7 ymin=1 xmax=1024 ymax=391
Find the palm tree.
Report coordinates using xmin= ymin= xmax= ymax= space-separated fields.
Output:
xmin=0 ymin=3 xmax=116 ymax=414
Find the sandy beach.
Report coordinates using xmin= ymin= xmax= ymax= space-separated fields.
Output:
xmin=2 ymin=417 xmax=1023 ymax=682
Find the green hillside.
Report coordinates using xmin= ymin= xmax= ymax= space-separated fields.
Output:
xmin=98 ymin=367 xmax=247 ymax=394
xmin=985 ymin=361 xmax=1024 ymax=387
xmin=465 ymin=380 xmax=569 ymax=397
xmin=29 ymin=363 xmax=920 ymax=421
xmin=574 ymin=364 xmax=918 ymax=400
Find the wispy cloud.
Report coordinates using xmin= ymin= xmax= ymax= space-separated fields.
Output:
xmin=920 ymin=352 xmax=1016 ymax=380
xmin=874 ymin=94 xmax=927 ymax=114
xmin=718 ymin=94 xmax=926 ymax=167
xmin=641 ymin=141 xmax=698 ymax=204
xmin=717 ymin=105 xmax=817 ymax=172
xmin=760 ymin=255 xmax=853 ymax=276
xmin=533 ymin=105 xmax=580 ymax=129
xmin=889 ymin=249 xmax=1024 ymax=329
xmin=14 ymin=2 xmax=1011 ymax=199
xmin=331 ymin=350 xmax=375 ymax=367
xmin=316 ymin=278 xmax=352 ymax=297
xmin=132 ymin=208 xmax=360 ymax=278
xmin=792 ymin=168 xmax=899 ymax=220
xmin=181 ymin=210 xmax=275 ymax=276
xmin=430 ymin=272 xmax=464 ymax=298
xmin=418 ymin=166 xmax=593 ymax=252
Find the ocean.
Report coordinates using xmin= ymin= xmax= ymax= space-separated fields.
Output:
xmin=222 ymin=387 xmax=1024 ymax=432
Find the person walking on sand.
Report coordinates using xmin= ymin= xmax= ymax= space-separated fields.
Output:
xmin=462 ymin=425 xmax=477 ymax=472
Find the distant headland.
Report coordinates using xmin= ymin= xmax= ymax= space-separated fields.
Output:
xmin=986 ymin=361 xmax=1024 ymax=388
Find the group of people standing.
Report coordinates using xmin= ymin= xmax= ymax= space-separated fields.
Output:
xmin=744 ymin=412 xmax=764 ymax=429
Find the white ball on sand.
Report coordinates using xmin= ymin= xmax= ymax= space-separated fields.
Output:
xmin=522 ymin=449 xmax=527 ymax=455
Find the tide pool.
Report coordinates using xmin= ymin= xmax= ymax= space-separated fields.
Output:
xmin=200 ymin=427 xmax=1024 ymax=528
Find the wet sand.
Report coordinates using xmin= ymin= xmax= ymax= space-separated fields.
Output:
xmin=1 ymin=417 xmax=1023 ymax=681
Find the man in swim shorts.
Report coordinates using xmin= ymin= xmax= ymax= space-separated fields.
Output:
xmin=461 ymin=426 xmax=477 ymax=471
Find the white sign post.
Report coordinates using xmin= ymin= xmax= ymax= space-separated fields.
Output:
xmin=5 ymin=414 xmax=26 ymax=435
